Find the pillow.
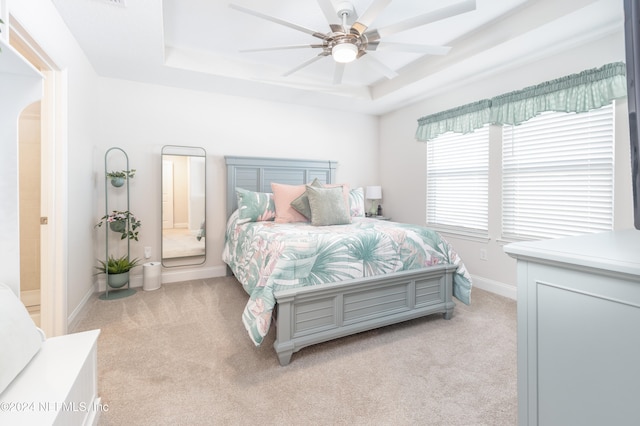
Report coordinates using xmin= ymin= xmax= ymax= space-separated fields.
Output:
xmin=271 ymin=182 xmax=309 ymax=223
xmin=325 ymin=182 xmax=351 ymax=207
xmin=306 ymin=185 xmax=352 ymax=226
xmin=349 ymin=187 xmax=365 ymax=217
xmin=0 ymin=282 xmax=45 ymax=394
xmin=236 ymin=188 xmax=276 ymax=223
xmin=290 ymin=178 xmax=323 ymax=219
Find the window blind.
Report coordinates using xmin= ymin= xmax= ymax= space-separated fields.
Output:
xmin=426 ymin=126 xmax=489 ymax=235
xmin=502 ymin=103 xmax=614 ymax=240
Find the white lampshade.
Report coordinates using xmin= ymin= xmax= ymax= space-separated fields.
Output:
xmin=332 ymin=43 xmax=358 ymax=63
xmin=366 ymin=186 xmax=382 ymax=200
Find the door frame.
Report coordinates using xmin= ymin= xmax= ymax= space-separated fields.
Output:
xmin=10 ymin=18 xmax=67 ymax=337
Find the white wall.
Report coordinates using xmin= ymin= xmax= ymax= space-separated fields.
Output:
xmin=379 ymin=31 xmax=633 ymax=297
xmin=92 ymin=77 xmax=379 ymax=284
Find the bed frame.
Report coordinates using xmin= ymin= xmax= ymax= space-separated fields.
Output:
xmin=225 ymin=156 xmax=457 ymax=365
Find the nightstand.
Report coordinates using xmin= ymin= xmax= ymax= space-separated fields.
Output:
xmin=370 ymin=215 xmax=391 ymax=221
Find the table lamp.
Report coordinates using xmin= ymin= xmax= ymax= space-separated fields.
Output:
xmin=365 ymin=186 xmax=382 ymax=216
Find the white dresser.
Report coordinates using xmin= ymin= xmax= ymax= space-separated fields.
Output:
xmin=504 ymin=230 xmax=640 ymax=426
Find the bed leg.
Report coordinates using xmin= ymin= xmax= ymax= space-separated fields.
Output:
xmin=443 ymin=301 xmax=455 ymax=320
xmin=274 ymin=339 xmax=295 ymax=366
xmin=276 ymin=348 xmax=293 ymax=366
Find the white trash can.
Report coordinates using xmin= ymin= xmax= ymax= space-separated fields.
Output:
xmin=142 ymin=262 xmax=161 ymax=291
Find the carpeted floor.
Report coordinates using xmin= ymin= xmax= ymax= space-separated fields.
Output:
xmin=72 ymin=277 xmax=517 ymax=426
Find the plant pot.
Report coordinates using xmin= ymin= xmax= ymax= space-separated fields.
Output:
xmin=109 ymin=220 xmax=126 ymax=233
xmin=107 ymin=271 xmax=129 ymax=289
xmin=110 ymin=177 xmax=125 ymax=187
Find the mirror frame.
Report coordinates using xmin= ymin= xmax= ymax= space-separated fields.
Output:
xmin=161 ymin=145 xmax=207 ymax=267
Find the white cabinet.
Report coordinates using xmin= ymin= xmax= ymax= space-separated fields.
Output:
xmin=0 ymin=330 xmax=102 ymax=425
xmin=504 ymin=230 xmax=640 ymax=426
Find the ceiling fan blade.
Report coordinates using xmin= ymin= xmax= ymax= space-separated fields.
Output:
xmin=229 ymin=3 xmax=327 ymax=40
xmin=370 ymin=0 xmax=476 ymax=39
xmin=351 ymin=0 xmax=391 ymax=35
xmin=241 ymin=44 xmax=325 ymax=53
xmin=333 ymin=63 xmax=346 ymax=85
xmin=360 ymin=54 xmax=398 ymax=80
xmin=367 ymin=42 xmax=452 ymax=55
xmin=282 ymin=53 xmax=328 ymax=77
xmin=317 ymin=0 xmax=340 ymax=25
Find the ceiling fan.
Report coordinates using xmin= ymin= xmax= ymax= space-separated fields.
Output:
xmin=229 ymin=0 xmax=476 ymax=85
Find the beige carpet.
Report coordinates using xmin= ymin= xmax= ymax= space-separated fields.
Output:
xmin=72 ymin=277 xmax=517 ymax=426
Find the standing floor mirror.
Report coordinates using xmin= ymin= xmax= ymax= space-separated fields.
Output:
xmin=161 ymin=145 xmax=206 ymax=267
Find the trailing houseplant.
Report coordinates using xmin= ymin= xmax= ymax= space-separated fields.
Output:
xmin=95 ymin=255 xmax=140 ymax=289
xmin=106 ymin=169 xmax=136 ymax=187
xmin=95 ymin=210 xmax=141 ymax=240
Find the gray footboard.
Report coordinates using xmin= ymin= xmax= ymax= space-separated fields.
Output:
xmin=273 ymin=265 xmax=457 ymax=365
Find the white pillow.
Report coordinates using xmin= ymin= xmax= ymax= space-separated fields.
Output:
xmin=0 ymin=282 xmax=44 ymax=395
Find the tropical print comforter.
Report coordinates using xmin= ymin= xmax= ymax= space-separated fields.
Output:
xmin=222 ymin=211 xmax=472 ymax=346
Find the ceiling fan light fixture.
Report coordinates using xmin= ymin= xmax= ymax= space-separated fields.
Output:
xmin=332 ymin=42 xmax=358 ymax=63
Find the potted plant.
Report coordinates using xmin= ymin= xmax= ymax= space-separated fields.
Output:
xmin=106 ymin=169 xmax=136 ymax=187
xmin=95 ymin=255 xmax=140 ymax=288
xmin=95 ymin=210 xmax=141 ymax=240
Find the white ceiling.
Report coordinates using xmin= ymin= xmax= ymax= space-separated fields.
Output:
xmin=50 ymin=0 xmax=622 ymax=115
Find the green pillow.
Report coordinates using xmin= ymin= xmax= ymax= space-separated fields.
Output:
xmin=290 ymin=178 xmax=323 ymax=219
xmin=236 ymin=188 xmax=276 ymax=223
xmin=306 ymin=185 xmax=351 ymax=226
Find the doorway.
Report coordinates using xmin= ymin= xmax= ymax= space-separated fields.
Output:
xmin=10 ymin=18 xmax=66 ymax=337
xmin=18 ymin=102 xmax=42 ymax=325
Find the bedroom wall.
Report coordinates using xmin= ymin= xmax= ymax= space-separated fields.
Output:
xmin=92 ymin=77 xmax=379 ymax=285
xmin=379 ymin=31 xmax=632 ymax=298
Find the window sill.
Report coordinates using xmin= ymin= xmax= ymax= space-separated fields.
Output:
xmin=427 ymin=226 xmax=490 ymax=243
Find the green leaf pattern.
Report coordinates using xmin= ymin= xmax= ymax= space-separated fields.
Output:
xmin=223 ymin=212 xmax=472 ymax=346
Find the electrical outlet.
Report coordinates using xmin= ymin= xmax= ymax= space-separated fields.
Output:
xmin=144 ymin=246 xmax=152 ymax=259
xmin=480 ymin=248 xmax=488 ymax=261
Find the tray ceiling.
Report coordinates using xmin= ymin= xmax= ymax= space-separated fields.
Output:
xmin=51 ymin=0 xmax=622 ymax=114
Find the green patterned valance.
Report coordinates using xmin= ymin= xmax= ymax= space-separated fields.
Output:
xmin=415 ymin=99 xmax=491 ymax=141
xmin=489 ymin=62 xmax=627 ymax=125
xmin=416 ymin=62 xmax=627 ymax=141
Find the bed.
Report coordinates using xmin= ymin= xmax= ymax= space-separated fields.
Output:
xmin=223 ymin=156 xmax=472 ymax=365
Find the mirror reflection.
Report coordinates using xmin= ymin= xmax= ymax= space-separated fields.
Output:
xmin=161 ymin=146 xmax=206 ymax=267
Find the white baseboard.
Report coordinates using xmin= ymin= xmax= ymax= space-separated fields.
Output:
xmin=67 ymin=284 xmax=97 ymax=332
xmin=471 ymin=275 xmax=517 ymax=300
xmin=96 ymin=265 xmax=228 ymax=292
xmin=160 ymin=265 xmax=227 ymax=284
xmin=20 ymin=289 xmax=41 ymax=307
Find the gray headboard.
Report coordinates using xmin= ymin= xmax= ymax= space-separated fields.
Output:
xmin=225 ymin=156 xmax=338 ymax=218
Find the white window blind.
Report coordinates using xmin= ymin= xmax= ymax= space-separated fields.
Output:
xmin=426 ymin=126 xmax=489 ymax=235
xmin=502 ymin=104 xmax=614 ymax=240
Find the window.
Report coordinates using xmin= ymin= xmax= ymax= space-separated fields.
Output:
xmin=426 ymin=125 xmax=489 ymax=236
xmin=502 ymin=103 xmax=614 ymax=240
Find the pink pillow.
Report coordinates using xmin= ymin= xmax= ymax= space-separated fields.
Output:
xmin=271 ymin=182 xmax=309 ymax=223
